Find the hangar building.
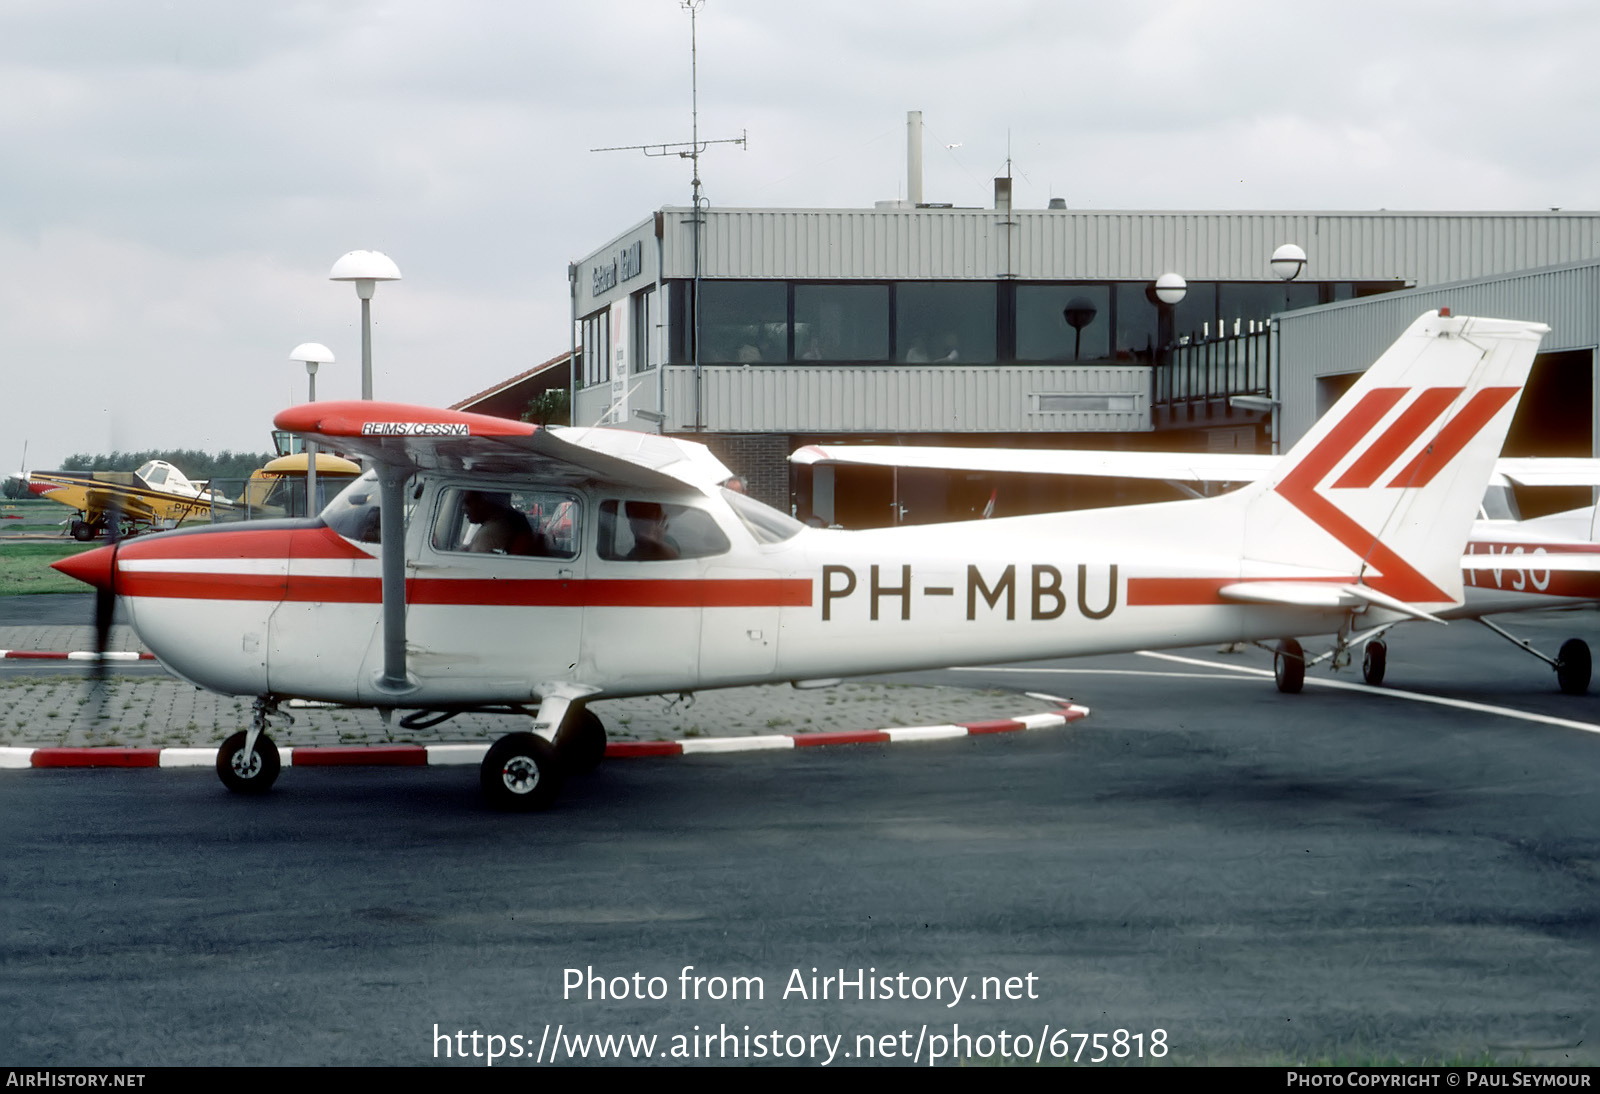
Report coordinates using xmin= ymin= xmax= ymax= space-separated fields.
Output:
xmin=544 ymin=166 xmax=1600 ymax=525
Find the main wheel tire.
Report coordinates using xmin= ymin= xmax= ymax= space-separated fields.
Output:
xmin=1556 ymin=638 xmax=1591 ymax=696
xmin=480 ymin=732 xmax=564 ymax=811
xmin=555 ymin=708 xmax=607 ymax=775
xmin=1362 ymin=640 xmax=1388 ymax=687
xmin=71 ymin=520 xmax=97 ymax=542
xmin=217 ymin=731 xmax=281 ymax=795
xmin=1274 ymin=637 xmax=1306 ymax=694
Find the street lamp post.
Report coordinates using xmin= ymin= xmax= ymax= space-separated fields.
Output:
xmin=289 ymin=343 xmax=335 ymax=516
xmin=328 ymin=250 xmax=401 ymax=401
xmin=1265 ymin=244 xmax=1308 ymax=455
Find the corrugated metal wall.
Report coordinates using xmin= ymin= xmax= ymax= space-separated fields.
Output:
xmin=656 ymin=363 xmax=1150 ymax=433
xmin=646 ymin=209 xmax=1600 ymax=286
xmin=1277 ymin=259 xmax=1600 ymax=446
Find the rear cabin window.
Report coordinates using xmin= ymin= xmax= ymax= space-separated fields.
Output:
xmin=432 ymin=487 xmax=580 ymax=560
xmin=597 ymin=500 xmax=729 ymax=562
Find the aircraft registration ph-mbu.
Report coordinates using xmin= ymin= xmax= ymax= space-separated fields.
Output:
xmin=53 ymin=311 xmax=1546 ymax=810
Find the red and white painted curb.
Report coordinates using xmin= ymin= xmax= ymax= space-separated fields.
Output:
xmin=0 ymin=697 xmax=1088 ymax=771
xmin=1 ymin=649 xmax=157 ymax=661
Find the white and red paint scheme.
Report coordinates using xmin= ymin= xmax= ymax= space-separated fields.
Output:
xmin=53 ymin=311 xmax=1548 ymax=808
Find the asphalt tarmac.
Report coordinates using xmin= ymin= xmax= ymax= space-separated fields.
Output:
xmin=2 ymin=602 xmax=1598 ymax=1067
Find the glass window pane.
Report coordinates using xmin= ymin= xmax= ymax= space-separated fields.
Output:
xmin=795 ymin=284 xmax=888 ymax=362
xmin=896 ymin=283 xmax=996 ymax=364
xmin=432 ymin=487 xmax=581 ymax=560
xmin=698 ymin=281 xmax=787 ymax=364
xmin=597 ymin=500 xmax=729 ymax=561
xmin=1170 ymin=282 xmax=1217 ymax=342
xmin=1017 ymin=284 xmax=1111 ymax=361
xmin=1114 ymin=283 xmax=1159 ymax=363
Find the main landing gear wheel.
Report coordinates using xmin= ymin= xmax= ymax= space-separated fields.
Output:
xmin=1362 ymin=640 xmax=1388 ymax=687
xmin=480 ymin=732 xmax=564 ymax=811
xmin=70 ymin=520 xmax=98 ymax=542
xmin=1556 ymin=638 xmax=1591 ymax=696
xmin=1274 ymin=637 xmax=1306 ymax=694
xmin=217 ymin=731 xmax=281 ymax=795
xmin=555 ymin=708 xmax=607 ymax=775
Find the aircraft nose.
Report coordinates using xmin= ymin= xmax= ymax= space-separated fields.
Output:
xmin=52 ymin=544 xmax=115 ymax=591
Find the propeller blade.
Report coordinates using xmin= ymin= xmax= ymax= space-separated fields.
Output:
xmin=90 ymin=497 xmax=123 ymax=685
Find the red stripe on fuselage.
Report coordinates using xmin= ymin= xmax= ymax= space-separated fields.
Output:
xmin=1126 ymin=575 xmax=1353 ymax=606
xmin=113 ymin=571 xmax=814 ymax=608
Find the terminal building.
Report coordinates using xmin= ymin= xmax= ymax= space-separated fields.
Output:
xmin=481 ymin=122 xmax=1600 ymax=526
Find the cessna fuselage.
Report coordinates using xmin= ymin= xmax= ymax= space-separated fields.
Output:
xmin=91 ymin=469 xmax=1357 ymax=707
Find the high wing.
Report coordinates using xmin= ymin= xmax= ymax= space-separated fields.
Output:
xmin=793 ymin=445 xmax=1600 ymax=495
xmin=792 ymin=444 xmax=1276 ymax=486
xmin=274 ymin=401 xmax=733 ymax=495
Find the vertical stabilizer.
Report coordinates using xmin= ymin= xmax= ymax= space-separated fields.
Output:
xmin=1240 ymin=312 xmax=1547 ymax=607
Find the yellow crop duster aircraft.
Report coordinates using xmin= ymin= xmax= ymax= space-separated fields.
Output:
xmin=21 ymin=460 xmax=232 ymax=540
xmin=19 ymin=452 xmax=365 ymax=539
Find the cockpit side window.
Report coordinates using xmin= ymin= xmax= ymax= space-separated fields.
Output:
xmin=431 ymin=487 xmax=581 ymax=560
xmin=597 ymin=500 xmax=730 ymax=562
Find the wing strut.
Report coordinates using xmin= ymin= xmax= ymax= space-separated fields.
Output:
xmin=374 ymin=462 xmax=416 ymax=697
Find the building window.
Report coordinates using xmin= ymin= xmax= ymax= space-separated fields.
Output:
xmin=698 ymin=281 xmax=787 ymax=364
xmin=1016 ymin=284 xmax=1112 ymax=362
xmin=1217 ymin=282 xmax=1320 ymax=331
xmin=795 ymin=284 xmax=889 ymax=362
xmin=1114 ymin=283 xmax=1159 ymax=362
xmin=895 ymin=283 xmax=996 ymax=364
xmin=579 ymin=309 xmax=612 ymax=387
xmin=632 ymin=287 xmax=659 ymax=373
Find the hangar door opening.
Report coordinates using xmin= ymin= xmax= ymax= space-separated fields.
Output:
xmin=1501 ymin=349 xmax=1595 ymax=517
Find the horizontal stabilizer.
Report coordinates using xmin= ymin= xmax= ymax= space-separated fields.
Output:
xmin=1218 ymin=582 xmax=1360 ymax=610
xmin=1217 ymin=581 xmax=1446 ymax=624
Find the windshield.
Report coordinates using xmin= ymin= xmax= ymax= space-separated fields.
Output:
xmin=721 ymin=488 xmax=804 ymax=544
xmin=321 ymin=469 xmax=384 ymax=543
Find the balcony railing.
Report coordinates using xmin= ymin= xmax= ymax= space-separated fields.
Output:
xmin=1153 ymin=323 xmax=1272 ymax=428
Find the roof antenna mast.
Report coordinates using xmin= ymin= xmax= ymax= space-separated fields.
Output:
xmin=591 ymin=1 xmax=747 ymax=433
xmin=590 ymin=0 xmax=748 ymax=200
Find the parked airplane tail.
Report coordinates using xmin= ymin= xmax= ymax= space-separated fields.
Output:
xmin=1234 ymin=311 xmax=1547 ymax=610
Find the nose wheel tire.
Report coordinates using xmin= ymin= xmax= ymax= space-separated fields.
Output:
xmin=555 ymin=709 xmax=607 ymax=775
xmin=1274 ymin=638 xmax=1305 ymax=694
xmin=481 ymin=732 xmax=564 ymax=811
xmin=217 ymin=731 xmax=281 ymax=795
xmin=1362 ymin=640 xmax=1387 ymax=687
xmin=1556 ymin=639 xmax=1591 ymax=696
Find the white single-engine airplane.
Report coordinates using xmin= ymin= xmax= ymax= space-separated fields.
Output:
xmin=794 ymin=446 xmax=1600 ymax=694
xmin=53 ymin=311 xmax=1546 ymax=810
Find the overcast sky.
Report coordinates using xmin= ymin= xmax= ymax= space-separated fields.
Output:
xmin=4 ymin=0 xmax=1597 ymax=470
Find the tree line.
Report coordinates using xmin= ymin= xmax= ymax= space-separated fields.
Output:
xmin=57 ymin=449 xmax=277 ymax=482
